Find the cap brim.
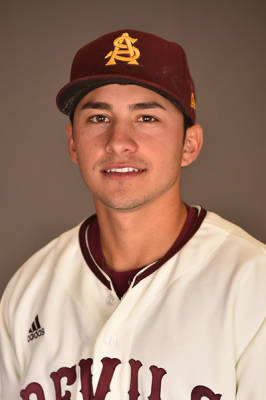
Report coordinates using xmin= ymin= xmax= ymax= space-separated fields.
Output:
xmin=56 ymin=74 xmax=189 ymax=119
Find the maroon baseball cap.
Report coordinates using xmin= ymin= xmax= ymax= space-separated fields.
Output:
xmin=56 ymin=29 xmax=196 ymax=123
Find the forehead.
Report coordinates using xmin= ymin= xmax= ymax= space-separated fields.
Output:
xmin=76 ymin=83 xmax=180 ymax=112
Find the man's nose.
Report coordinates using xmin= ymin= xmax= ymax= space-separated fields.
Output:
xmin=105 ymin=121 xmax=138 ymax=155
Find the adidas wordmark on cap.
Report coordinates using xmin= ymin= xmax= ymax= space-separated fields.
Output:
xmin=56 ymin=29 xmax=196 ymax=123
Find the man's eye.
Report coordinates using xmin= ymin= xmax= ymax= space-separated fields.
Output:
xmin=88 ymin=115 xmax=109 ymax=123
xmin=138 ymin=115 xmax=157 ymax=123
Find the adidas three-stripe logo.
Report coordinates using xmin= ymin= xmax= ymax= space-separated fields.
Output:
xmin=27 ymin=315 xmax=45 ymax=342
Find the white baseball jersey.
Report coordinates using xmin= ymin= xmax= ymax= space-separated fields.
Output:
xmin=0 ymin=208 xmax=265 ymax=399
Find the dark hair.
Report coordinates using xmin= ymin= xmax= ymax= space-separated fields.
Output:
xmin=169 ymin=98 xmax=193 ymax=141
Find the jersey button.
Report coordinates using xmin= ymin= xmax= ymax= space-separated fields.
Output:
xmin=106 ymin=294 xmax=116 ymax=306
xmin=105 ymin=336 xmax=117 ymax=345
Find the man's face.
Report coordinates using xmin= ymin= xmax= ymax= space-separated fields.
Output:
xmin=66 ymin=84 xmax=196 ymax=212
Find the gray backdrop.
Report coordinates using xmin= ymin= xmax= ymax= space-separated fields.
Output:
xmin=1 ymin=1 xmax=265 ymax=297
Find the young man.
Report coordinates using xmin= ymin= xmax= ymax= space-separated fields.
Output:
xmin=0 ymin=29 xmax=265 ymax=399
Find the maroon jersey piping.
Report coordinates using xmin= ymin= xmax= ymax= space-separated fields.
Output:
xmin=133 ymin=207 xmax=206 ymax=287
xmin=79 ymin=207 xmax=207 ymax=293
xmin=79 ymin=216 xmax=112 ymax=290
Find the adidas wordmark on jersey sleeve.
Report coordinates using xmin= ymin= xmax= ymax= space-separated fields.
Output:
xmin=0 ymin=210 xmax=265 ymax=399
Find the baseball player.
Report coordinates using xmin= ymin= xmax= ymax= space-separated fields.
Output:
xmin=0 ymin=29 xmax=265 ymax=399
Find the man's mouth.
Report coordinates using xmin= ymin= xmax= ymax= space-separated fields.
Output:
xmin=104 ymin=167 xmax=145 ymax=173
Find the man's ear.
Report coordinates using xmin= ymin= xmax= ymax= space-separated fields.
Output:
xmin=66 ymin=124 xmax=78 ymax=164
xmin=181 ymin=124 xmax=203 ymax=167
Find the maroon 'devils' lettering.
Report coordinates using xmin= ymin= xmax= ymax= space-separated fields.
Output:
xmin=20 ymin=357 xmax=222 ymax=399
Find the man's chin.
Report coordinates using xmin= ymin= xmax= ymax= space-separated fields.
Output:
xmin=94 ymin=195 xmax=150 ymax=213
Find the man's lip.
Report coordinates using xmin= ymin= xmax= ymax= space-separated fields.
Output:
xmin=100 ymin=163 xmax=146 ymax=172
xmin=100 ymin=164 xmax=147 ymax=178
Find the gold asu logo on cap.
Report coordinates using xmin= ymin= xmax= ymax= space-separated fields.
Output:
xmin=105 ymin=32 xmax=140 ymax=66
xmin=190 ymin=92 xmax=196 ymax=110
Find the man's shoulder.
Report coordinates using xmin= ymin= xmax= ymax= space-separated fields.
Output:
xmin=200 ymin=209 xmax=265 ymax=255
xmin=23 ymin=222 xmax=82 ymax=269
xmin=1 ymin=221 xmax=84 ymax=305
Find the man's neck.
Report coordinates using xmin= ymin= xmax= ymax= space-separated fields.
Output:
xmin=94 ymin=196 xmax=187 ymax=272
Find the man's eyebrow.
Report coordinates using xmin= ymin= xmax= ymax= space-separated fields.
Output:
xmin=129 ymin=102 xmax=166 ymax=111
xmin=81 ymin=101 xmax=112 ymax=111
xmin=80 ymin=101 xmax=166 ymax=111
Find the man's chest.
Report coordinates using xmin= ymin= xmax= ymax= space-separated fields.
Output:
xmin=18 ymin=275 xmax=235 ymax=399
